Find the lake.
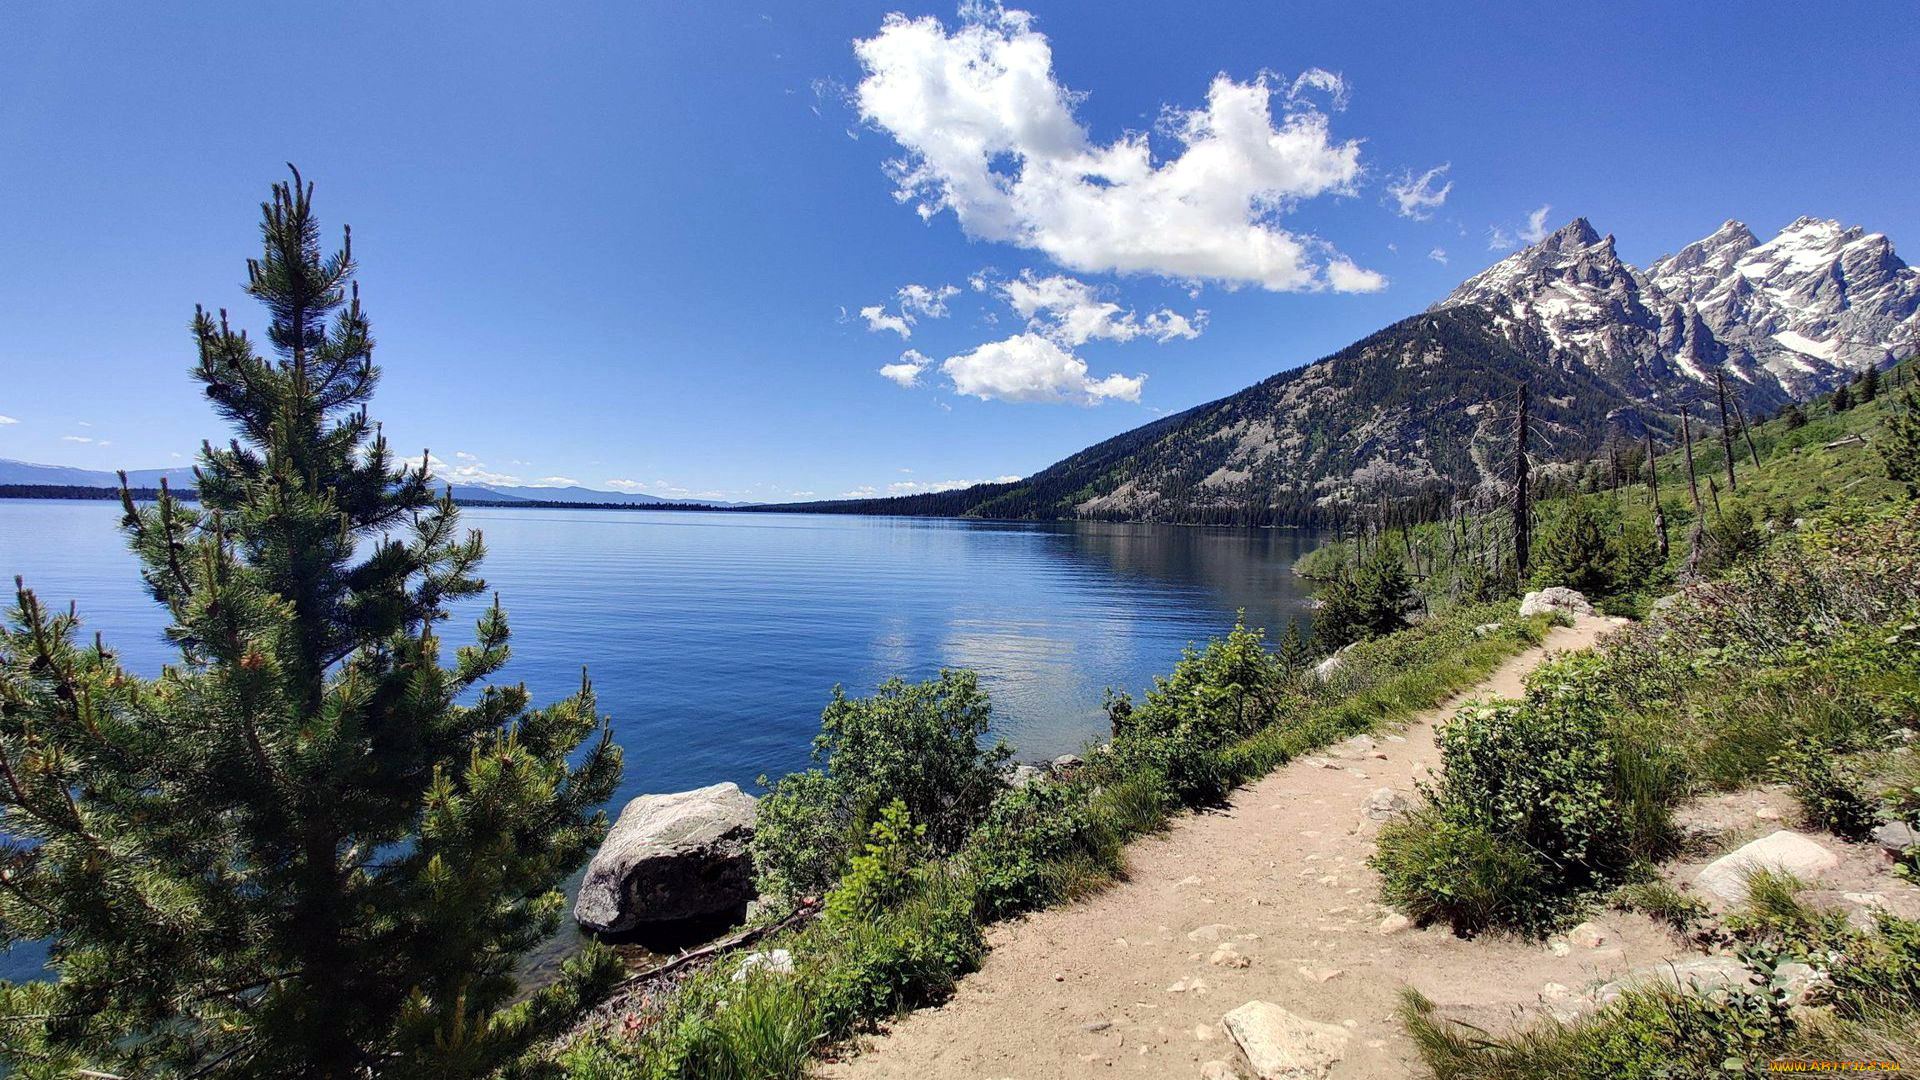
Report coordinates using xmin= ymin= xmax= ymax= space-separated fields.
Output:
xmin=0 ymin=499 xmax=1328 ymax=978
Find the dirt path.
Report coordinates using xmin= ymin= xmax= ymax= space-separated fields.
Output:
xmin=822 ymin=615 xmax=1688 ymax=1080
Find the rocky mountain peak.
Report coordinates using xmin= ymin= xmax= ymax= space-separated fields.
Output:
xmin=1439 ymin=213 xmax=1918 ymax=404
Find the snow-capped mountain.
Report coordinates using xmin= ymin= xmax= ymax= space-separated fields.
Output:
xmin=1437 ymin=215 xmax=1919 ymax=406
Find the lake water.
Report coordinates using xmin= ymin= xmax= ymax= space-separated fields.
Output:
xmin=0 ymin=500 xmax=1328 ymax=979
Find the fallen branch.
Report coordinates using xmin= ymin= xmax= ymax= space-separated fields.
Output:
xmin=609 ymin=900 xmax=821 ymax=991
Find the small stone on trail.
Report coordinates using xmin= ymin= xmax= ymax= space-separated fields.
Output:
xmin=1187 ymin=923 xmax=1235 ymax=942
xmin=1377 ymin=913 xmax=1411 ymax=935
xmin=1194 ymin=1024 xmax=1219 ymax=1041
xmin=1199 ymin=1061 xmax=1236 ymax=1080
xmin=1083 ymin=1020 xmax=1113 ymax=1032
xmin=1568 ymin=921 xmax=1607 ymax=949
xmin=1546 ymin=938 xmax=1571 ymax=957
xmin=1211 ymin=945 xmax=1251 ymax=968
xmin=1176 ymin=875 xmax=1205 ymax=887
xmin=1873 ymin=820 xmax=1919 ymax=855
xmin=1296 ymin=966 xmax=1343 ymax=983
xmin=1755 ymin=807 xmax=1782 ymax=821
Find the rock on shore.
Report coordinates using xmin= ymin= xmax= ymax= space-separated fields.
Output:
xmin=574 ymin=781 xmax=758 ymax=934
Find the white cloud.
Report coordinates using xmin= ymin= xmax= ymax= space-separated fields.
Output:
xmin=1385 ymin=163 xmax=1452 ymax=219
xmin=879 ymin=348 xmax=933 ymax=387
xmin=1428 ymin=247 xmax=1448 ymax=265
xmin=603 ymin=479 xmax=647 ymax=493
xmin=61 ymin=435 xmax=93 ymax=443
xmin=532 ymin=476 xmax=579 ymax=488
xmin=853 ymin=5 xmax=1378 ymax=292
xmin=1324 ymin=257 xmax=1387 ymax=293
xmin=454 ymin=450 xmax=478 ymax=460
xmin=1286 ymin=68 xmax=1349 ymax=111
xmin=940 ymin=332 xmax=1142 ymax=404
xmin=993 ymin=271 xmax=1206 ymax=345
xmin=839 ymin=473 xmax=1026 ymax=499
xmin=1488 ymin=204 xmax=1553 ymax=250
xmin=859 ymin=282 xmax=961 ymax=339
xmin=0 ymin=414 xmax=18 ymax=425
xmin=859 ymin=304 xmax=914 ymax=339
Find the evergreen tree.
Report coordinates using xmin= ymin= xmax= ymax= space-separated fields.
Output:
xmin=1860 ymin=364 xmax=1882 ymax=404
xmin=0 ymin=170 xmax=623 ymax=1078
xmin=1781 ymin=401 xmax=1808 ymax=430
xmin=1274 ymin=621 xmax=1312 ymax=673
xmin=1832 ymin=381 xmax=1855 ymax=413
xmin=1530 ymin=491 xmax=1614 ymax=596
xmin=1881 ymin=388 xmax=1920 ymax=497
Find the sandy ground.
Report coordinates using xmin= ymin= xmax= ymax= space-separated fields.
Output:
xmin=820 ymin=615 xmax=1699 ymax=1080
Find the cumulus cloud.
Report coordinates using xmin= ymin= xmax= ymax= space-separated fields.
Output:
xmin=879 ymin=349 xmax=933 ymax=387
xmin=852 ymin=4 xmax=1378 ymax=292
xmin=532 ymin=476 xmax=579 ymax=487
xmin=1428 ymin=247 xmax=1448 ymax=264
xmin=859 ymin=282 xmax=961 ymax=339
xmin=1488 ymin=204 xmax=1553 ymax=250
xmin=941 ymin=332 xmax=1142 ymax=404
xmin=1386 ymin=163 xmax=1452 ymax=219
xmin=454 ymin=450 xmax=478 ymax=461
xmin=993 ymin=271 xmax=1205 ymax=346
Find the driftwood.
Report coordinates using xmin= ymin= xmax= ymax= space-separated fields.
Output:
xmin=609 ymin=900 xmax=821 ymax=991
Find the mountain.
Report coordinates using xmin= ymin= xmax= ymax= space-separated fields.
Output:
xmin=0 ymin=459 xmax=198 ymax=489
xmin=0 ymin=460 xmax=739 ymax=508
xmin=774 ymin=214 xmax=1916 ymax=525
xmin=1441 ymin=216 xmax=1919 ymax=405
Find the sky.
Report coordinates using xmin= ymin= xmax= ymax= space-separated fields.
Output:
xmin=3 ymin=2 xmax=1917 ymax=503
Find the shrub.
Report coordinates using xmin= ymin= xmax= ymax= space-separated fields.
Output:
xmin=1106 ymin=621 xmax=1292 ymax=805
xmin=1372 ymin=672 xmax=1650 ymax=935
xmin=964 ymin=780 xmax=1114 ymax=920
xmin=1775 ymin=736 xmax=1882 ymax=841
xmin=1374 ymin=810 xmax=1555 ymax=935
xmin=1530 ymin=492 xmax=1615 ymax=596
xmin=752 ymin=671 xmax=1011 ymax=905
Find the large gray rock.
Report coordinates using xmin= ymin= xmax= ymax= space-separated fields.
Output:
xmin=1519 ymin=587 xmax=1594 ymax=618
xmin=1873 ymin=820 xmax=1919 ymax=855
xmin=1222 ymin=1001 xmax=1349 ymax=1080
xmin=574 ymin=781 xmax=758 ymax=933
xmin=1694 ymin=830 xmax=1841 ymax=906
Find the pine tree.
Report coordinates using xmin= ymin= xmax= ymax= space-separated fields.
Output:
xmin=1882 ymin=388 xmax=1920 ymax=497
xmin=1530 ymin=491 xmax=1614 ymax=596
xmin=1781 ymin=401 xmax=1808 ymax=430
xmin=0 ymin=170 xmax=623 ymax=1078
xmin=1861 ymin=364 xmax=1882 ymax=404
xmin=1274 ymin=621 xmax=1312 ymax=672
xmin=1832 ymin=381 xmax=1855 ymax=413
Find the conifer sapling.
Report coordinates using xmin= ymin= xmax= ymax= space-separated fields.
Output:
xmin=0 ymin=169 xmax=624 ymax=1078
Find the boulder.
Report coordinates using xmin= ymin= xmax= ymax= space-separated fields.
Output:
xmin=1694 ymin=830 xmax=1841 ymax=906
xmin=1004 ymin=763 xmax=1046 ymax=790
xmin=1472 ymin=622 xmax=1503 ymax=637
xmin=1223 ymin=1001 xmax=1350 ymax=1080
xmin=574 ymin=781 xmax=758 ymax=933
xmin=1872 ymin=820 xmax=1919 ymax=855
xmin=1312 ymin=655 xmax=1344 ymax=682
xmin=1051 ymin=753 xmax=1085 ymax=773
xmin=1519 ymin=587 xmax=1594 ymax=619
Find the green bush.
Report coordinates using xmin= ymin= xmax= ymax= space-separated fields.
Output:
xmin=964 ymin=780 xmax=1114 ymax=920
xmin=1609 ymin=879 xmax=1706 ymax=933
xmin=1105 ymin=621 xmax=1293 ymax=805
xmin=752 ymin=671 xmax=1011 ymax=905
xmin=1372 ymin=668 xmax=1660 ymax=935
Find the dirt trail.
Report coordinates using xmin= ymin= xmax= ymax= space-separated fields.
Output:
xmin=822 ymin=615 xmax=1686 ymax=1080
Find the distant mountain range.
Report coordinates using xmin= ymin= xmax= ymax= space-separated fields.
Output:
xmin=771 ymin=215 xmax=1917 ymax=525
xmin=0 ymin=460 xmax=743 ymax=508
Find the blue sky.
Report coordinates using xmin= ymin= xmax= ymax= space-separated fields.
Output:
xmin=3 ymin=2 xmax=1917 ymax=502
